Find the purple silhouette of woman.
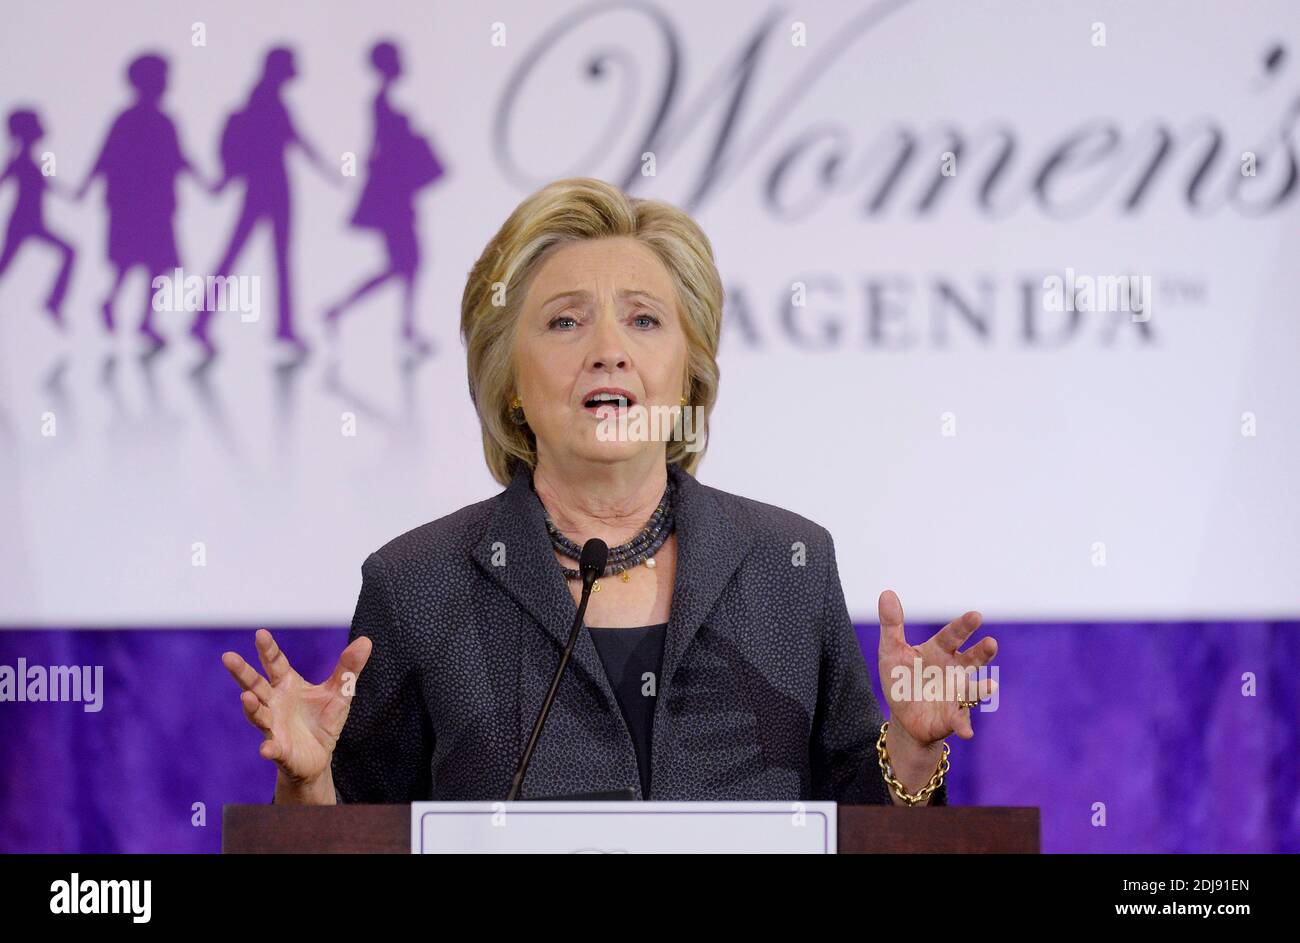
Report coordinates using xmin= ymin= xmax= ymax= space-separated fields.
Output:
xmin=0 ymin=110 xmax=76 ymax=327
xmin=76 ymin=53 xmax=204 ymax=350
xmin=191 ymin=46 xmax=338 ymax=358
xmin=323 ymin=40 xmax=445 ymax=357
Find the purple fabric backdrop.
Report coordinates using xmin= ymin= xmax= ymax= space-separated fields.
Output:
xmin=0 ymin=622 xmax=1295 ymax=853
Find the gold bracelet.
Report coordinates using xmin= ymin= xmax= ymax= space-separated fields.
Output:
xmin=876 ymin=721 xmax=950 ymax=807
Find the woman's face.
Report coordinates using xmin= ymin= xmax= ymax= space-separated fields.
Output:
xmin=513 ymin=236 xmax=689 ymax=469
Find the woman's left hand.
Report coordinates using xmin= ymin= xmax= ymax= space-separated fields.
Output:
xmin=877 ymin=589 xmax=998 ymax=747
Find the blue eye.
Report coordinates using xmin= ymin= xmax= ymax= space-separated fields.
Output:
xmin=548 ymin=315 xmax=578 ymax=330
xmin=633 ymin=312 xmax=660 ymax=328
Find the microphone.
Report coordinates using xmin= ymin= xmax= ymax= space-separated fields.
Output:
xmin=505 ymin=537 xmax=607 ymax=802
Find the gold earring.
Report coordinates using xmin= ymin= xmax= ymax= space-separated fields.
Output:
xmin=509 ymin=395 xmax=527 ymax=425
xmin=679 ymin=396 xmax=687 ymax=406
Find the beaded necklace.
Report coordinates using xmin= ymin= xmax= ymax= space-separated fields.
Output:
xmin=543 ymin=477 xmax=675 ymax=591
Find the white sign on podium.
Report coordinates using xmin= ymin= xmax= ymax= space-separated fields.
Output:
xmin=411 ymin=801 xmax=837 ymax=853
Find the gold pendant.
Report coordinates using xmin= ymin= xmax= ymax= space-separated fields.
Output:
xmin=620 ymin=570 xmax=632 ymax=583
xmin=592 ymin=580 xmax=601 ymax=593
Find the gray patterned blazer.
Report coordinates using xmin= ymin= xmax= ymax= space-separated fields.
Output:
xmin=331 ymin=460 xmax=947 ymax=805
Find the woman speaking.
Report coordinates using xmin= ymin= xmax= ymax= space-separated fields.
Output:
xmin=221 ymin=177 xmax=997 ymax=806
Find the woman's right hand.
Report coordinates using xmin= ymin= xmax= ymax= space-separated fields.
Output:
xmin=221 ymin=629 xmax=373 ymax=798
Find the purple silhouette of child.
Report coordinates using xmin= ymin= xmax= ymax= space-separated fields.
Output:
xmin=323 ymin=40 xmax=445 ymax=358
xmin=76 ymin=53 xmax=206 ymax=350
xmin=191 ymin=46 xmax=339 ymax=358
xmin=0 ymin=109 xmax=76 ymax=327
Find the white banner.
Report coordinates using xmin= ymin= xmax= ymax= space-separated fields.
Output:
xmin=1 ymin=0 xmax=1297 ymax=624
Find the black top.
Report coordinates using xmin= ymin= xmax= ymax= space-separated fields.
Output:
xmin=585 ymin=623 xmax=668 ymax=799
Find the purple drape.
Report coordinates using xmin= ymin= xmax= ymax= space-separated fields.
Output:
xmin=1 ymin=622 xmax=1295 ymax=852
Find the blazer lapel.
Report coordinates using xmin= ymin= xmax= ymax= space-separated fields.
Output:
xmin=660 ymin=462 xmax=754 ymax=689
xmin=469 ymin=461 xmax=617 ymax=696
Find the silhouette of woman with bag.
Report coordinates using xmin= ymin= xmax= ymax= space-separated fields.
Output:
xmin=324 ymin=41 xmax=446 ymax=358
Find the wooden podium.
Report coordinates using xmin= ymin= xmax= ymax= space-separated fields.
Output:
xmin=223 ymin=804 xmax=1039 ymax=853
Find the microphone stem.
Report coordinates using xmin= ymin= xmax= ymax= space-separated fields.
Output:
xmin=505 ymin=569 xmax=597 ymax=802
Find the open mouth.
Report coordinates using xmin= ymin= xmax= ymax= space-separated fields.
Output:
xmin=582 ymin=389 xmax=636 ymax=413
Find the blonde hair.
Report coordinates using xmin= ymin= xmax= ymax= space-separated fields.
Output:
xmin=460 ymin=177 xmax=723 ymax=487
